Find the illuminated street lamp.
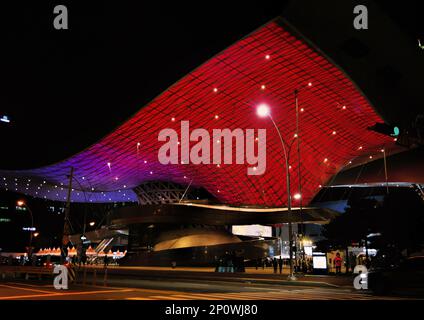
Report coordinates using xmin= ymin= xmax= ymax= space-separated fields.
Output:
xmin=257 ymin=103 xmax=297 ymax=281
xmin=17 ymin=200 xmax=35 ymax=256
xmin=256 ymin=104 xmax=271 ymax=117
xmin=293 ymin=193 xmax=302 ymax=200
xmin=89 ymin=221 xmax=95 ymax=227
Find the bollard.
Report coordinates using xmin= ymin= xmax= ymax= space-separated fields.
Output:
xmin=92 ymin=269 xmax=97 ymax=286
xmin=103 ymin=268 xmax=108 ymax=287
xmin=83 ymin=267 xmax=87 ymax=286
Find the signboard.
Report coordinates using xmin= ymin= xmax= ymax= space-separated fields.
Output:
xmin=22 ymin=227 xmax=36 ymax=231
xmin=312 ymin=252 xmax=328 ymax=270
xmin=232 ymin=224 xmax=272 ymax=238
xmin=304 ymin=246 xmax=313 ymax=256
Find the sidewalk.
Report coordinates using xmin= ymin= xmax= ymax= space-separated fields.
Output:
xmin=80 ymin=265 xmax=354 ymax=288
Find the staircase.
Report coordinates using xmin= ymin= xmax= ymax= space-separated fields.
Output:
xmin=87 ymin=237 xmax=114 ymax=264
xmin=96 ymin=238 xmax=114 ymax=254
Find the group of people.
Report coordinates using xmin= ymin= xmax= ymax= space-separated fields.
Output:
xmin=71 ymin=254 xmax=88 ymax=266
xmin=330 ymin=251 xmax=371 ymax=274
xmin=272 ymin=257 xmax=284 ymax=274
xmin=215 ymin=251 xmax=245 ymax=273
xmin=294 ymin=257 xmax=314 ymax=273
xmin=255 ymin=256 xmax=314 ymax=274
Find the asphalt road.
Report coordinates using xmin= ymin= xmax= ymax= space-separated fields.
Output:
xmin=0 ymin=278 xmax=407 ymax=300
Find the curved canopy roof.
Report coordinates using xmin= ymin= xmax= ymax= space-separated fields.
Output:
xmin=0 ymin=18 xmax=400 ymax=206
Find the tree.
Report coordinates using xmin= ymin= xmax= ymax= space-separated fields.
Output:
xmin=319 ymin=188 xmax=424 ymax=267
xmin=318 ymin=198 xmax=379 ymax=272
xmin=376 ymin=188 xmax=424 ymax=254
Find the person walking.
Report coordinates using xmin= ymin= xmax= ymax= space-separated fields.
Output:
xmin=349 ymin=252 xmax=356 ymax=273
xmin=82 ymin=253 xmax=87 ymax=266
xmin=278 ymin=256 xmax=283 ymax=274
xmin=103 ymin=253 xmax=109 ymax=268
xmin=272 ymin=257 xmax=278 ymax=274
xmin=334 ymin=252 xmax=342 ymax=274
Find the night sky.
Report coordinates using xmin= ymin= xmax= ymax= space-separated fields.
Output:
xmin=0 ymin=1 xmax=287 ymax=169
xmin=0 ymin=1 xmax=423 ymax=170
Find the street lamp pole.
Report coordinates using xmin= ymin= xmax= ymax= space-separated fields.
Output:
xmin=295 ymin=89 xmax=305 ymax=265
xmin=71 ymin=176 xmax=90 ymax=235
xmin=17 ymin=201 xmax=34 ymax=257
xmin=382 ymin=148 xmax=389 ymax=195
xmin=27 ymin=207 xmax=34 ymax=256
xmin=267 ymin=115 xmax=297 ymax=281
xmin=61 ymin=166 xmax=74 ymax=262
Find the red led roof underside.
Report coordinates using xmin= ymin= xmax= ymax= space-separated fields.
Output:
xmin=0 ymin=20 xmax=400 ymax=205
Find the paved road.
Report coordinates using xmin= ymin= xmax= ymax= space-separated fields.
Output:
xmin=74 ymin=265 xmax=354 ymax=288
xmin=0 ymin=279 xmax=406 ymax=300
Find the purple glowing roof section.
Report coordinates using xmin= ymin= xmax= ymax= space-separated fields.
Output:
xmin=0 ymin=173 xmax=138 ymax=203
xmin=0 ymin=20 xmax=402 ymax=204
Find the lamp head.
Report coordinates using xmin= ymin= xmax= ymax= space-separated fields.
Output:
xmin=257 ymin=104 xmax=270 ymax=118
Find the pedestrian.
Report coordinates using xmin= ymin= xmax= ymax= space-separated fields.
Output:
xmin=278 ymin=256 xmax=283 ymax=274
xmin=334 ymin=252 xmax=342 ymax=274
xmin=349 ymin=252 xmax=356 ymax=273
xmin=302 ymin=259 xmax=307 ymax=273
xmin=272 ymin=257 xmax=278 ymax=274
xmin=82 ymin=253 xmax=87 ymax=265
xmin=103 ymin=253 xmax=109 ymax=268
xmin=364 ymin=257 xmax=371 ymax=269
xmin=309 ymin=258 xmax=313 ymax=272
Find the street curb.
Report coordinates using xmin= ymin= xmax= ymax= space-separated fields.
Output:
xmin=83 ymin=268 xmax=344 ymax=289
xmin=235 ymin=278 xmax=341 ymax=288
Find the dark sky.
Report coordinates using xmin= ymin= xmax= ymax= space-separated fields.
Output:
xmin=0 ymin=1 xmax=422 ymax=169
xmin=0 ymin=1 xmax=288 ymax=169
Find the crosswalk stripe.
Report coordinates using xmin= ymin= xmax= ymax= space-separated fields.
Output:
xmin=206 ymin=295 xmax=257 ymax=300
xmin=268 ymin=289 xmax=373 ymax=300
xmin=160 ymin=292 xmax=336 ymax=301
xmin=223 ymin=292 xmax=276 ymax=299
xmin=170 ymin=292 xmax=339 ymax=300
xmin=132 ymin=291 xmax=405 ymax=301
xmin=185 ymin=293 xmax=252 ymax=300
xmin=221 ymin=295 xmax=273 ymax=300
xmin=149 ymin=295 xmax=193 ymax=300
xmin=189 ymin=293 xmax=263 ymax=300
xmin=168 ymin=294 xmax=221 ymax=300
